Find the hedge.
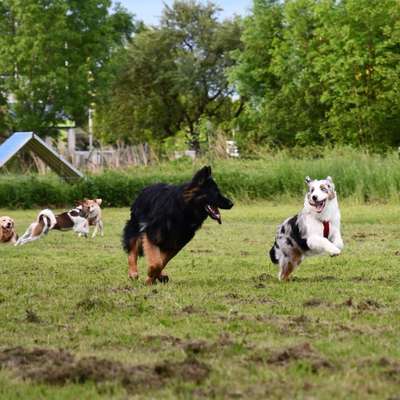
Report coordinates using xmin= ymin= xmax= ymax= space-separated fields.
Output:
xmin=1 ymin=149 xmax=400 ymax=208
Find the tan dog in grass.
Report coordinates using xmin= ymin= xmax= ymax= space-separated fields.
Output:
xmin=79 ymin=199 xmax=104 ymax=238
xmin=0 ymin=216 xmax=18 ymax=244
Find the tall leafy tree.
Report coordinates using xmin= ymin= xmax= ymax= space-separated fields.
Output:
xmin=0 ymin=0 xmax=134 ymax=137
xmin=161 ymin=1 xmax=242 ymax=151
xmin=315 ymin=0 xmax=400 ymax=146
xmin=231 ymin=0 xmax=400 ymax=148
xmin=96 ymin=27 xmax=182 ymax=144
xmin=96 ymin=0 xmax=242 ymax=152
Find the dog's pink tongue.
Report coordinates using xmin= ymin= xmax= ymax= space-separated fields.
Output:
xmin=207 ymin=205 xmax=222 ymax=224
xmin=211 ymin=207 xmax=222 ymax=224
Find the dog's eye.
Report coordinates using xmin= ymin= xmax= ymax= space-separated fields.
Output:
xmin=310 ymin=187 xmax=315 ymax=193
xmin=320 ymin=185 xmax=328 ymax=192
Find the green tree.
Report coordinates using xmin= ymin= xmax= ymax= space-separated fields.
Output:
xmin=315 ymin=0 xmax=400 ymax=146
xmin=96 ymin=0 xmax=242 ymax=152
xmin=96 ymin=27 xmax=182 ymax=145
xmin=0 ymin=0 xmax=134 ymax=137
xmin=231 ymin=0 xmax=400 ymax=148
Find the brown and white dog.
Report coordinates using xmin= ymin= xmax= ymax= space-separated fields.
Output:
xmin=0 ymin=216 xmax=18 ymax=244
xmin=78 ymin=199 xmax=103 ymax=238
xmin=15 ymin=206 xmax=90 ymax=246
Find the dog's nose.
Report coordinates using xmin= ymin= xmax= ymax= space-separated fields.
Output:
xmin=6 ymin=223 xmax=11 ymax=228
xmin=312 ymin=195 xmax=318 ymax=202
xmin=226 ymin=200 xmax=234 ymax=209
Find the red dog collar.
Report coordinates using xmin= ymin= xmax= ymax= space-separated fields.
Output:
xmin=323 ymin=221 xmax=330 ymax=238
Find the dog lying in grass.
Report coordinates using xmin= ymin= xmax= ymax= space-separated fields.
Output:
xmin=15 ymin=206 xmax=90 ymax=246
xmin=269 ymin=176 xmax=344 ymax=280
xmin=0 ymin=216 xmax=18 ymax=244
xmin=123 ymin=166 xmax=233 ymax=285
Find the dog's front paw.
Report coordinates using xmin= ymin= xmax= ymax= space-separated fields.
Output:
xmin=145 ymin=276 xmax=156 ymax=285
xmin=157 ymin=273 xmax=169 ymax=284
xmin=128 ymin=271 xmax=139 ymax=280
xmin=333 ymin=241 xmax=344 ymax=251
xmin=329 ymin=247 xmax=341 ymax=257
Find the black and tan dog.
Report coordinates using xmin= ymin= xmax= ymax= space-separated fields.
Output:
xmin=123 ymin=166 xmax=233 ymax=285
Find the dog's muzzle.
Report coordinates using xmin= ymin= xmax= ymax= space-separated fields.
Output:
xmin=205 ymin=205 xmax=222 ymax=224
xmin=309 ymin=198 xmax=326 ymax=213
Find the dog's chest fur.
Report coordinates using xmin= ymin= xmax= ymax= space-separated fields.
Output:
xmin=1 ymin=228 xmax=15 ymax=242
xmin=88 ymin=208 xmax=101 ymax=226
xmin=276 ymin=199 xmax=340 ymax=257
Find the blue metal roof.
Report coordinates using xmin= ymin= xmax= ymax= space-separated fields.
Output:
xmin=0 ymin=132 xmax=84 ymax=180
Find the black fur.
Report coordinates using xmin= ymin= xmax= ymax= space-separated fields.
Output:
xmin=122 ymin=166 xmax=233 ymax=255
xmin=286 ymin=237 xmax=293 ymax=246
xmin=287 ymin=215 xmax=310 ymax=251
xmin=269 ymin=243 xmax=279 ymax=264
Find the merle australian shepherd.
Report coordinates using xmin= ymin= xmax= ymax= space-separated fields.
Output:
xmin=122 ymin=166 xmax=233 ymax=285
xmin=269 ymin=176 xmax=344 ymax=281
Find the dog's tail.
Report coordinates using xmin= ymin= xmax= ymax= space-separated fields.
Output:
xmin=122 ymin=220 xmax=144 ymax=256
xmin=38 ymin=215 xmax=51 ymax=235
xmin=37 ymin=209 xmax=56 ymax=235
xmin=269 ymin=242 xmax=279 ymax=264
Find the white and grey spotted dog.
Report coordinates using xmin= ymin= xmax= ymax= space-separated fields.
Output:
xmin=269 ymin=176 xmax=344 ymax=280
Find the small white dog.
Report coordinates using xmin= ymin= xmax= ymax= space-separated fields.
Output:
xmin=15 ymin=206 xmax=89 ymax=246
xmin=269 ymin=176 xmax=344 ymax=280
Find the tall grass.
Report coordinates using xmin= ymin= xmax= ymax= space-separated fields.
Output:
xmin=1 ymin=147 xmax=399 ymax=208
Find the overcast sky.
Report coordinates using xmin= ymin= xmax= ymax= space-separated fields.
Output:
xmin=115 ymin=0 xmax=252 ymax=25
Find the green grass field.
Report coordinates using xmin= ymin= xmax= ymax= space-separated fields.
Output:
xmin=0 ymin=202 xmax=399 ymax=399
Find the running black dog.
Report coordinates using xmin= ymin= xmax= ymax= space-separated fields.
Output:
xmin=123 ymin=166 xmax=233 ymax=284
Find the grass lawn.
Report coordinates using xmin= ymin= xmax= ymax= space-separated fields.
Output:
xmin=0 ymin=202 xmax=399 ymax=399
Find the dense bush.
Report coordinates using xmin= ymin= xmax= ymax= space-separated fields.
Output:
xmin=1 ymin=149 xmax=400 ymax=209
xmin=231 ymin=0 xmax=400 ymax=149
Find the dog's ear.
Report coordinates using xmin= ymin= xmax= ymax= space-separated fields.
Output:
xmin=305 ymin=176 xmax=312 ymax=185
xmin=95 ymin=198 xmax=102 ymax=205
xmin=326 ymin=176 xmax=335 ymax=191
xmin=191 ymin=166 xmax=212 ymax=187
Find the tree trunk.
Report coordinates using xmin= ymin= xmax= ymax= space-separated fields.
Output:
xmin=187 ymin=125 xmax=200 ymax=154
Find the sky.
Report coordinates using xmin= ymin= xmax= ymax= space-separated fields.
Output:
xmin=114 ymin=0 xmax=252 ymax=25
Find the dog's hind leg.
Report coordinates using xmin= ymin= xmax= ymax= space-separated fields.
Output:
xmin=142 ymin=234 xmax=163 ymax=285
xmin=156 ymin=250 xmax=177 ymax=284
xmin=278 ymin=250 xmax=303 ymax=281
xmin=141 ymin=234 xmax=174 ymax=285
xmin=15 ymin=224 xmax=34 ymax=246
xmin=127 ymin=237 xmax=140 ymax=280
